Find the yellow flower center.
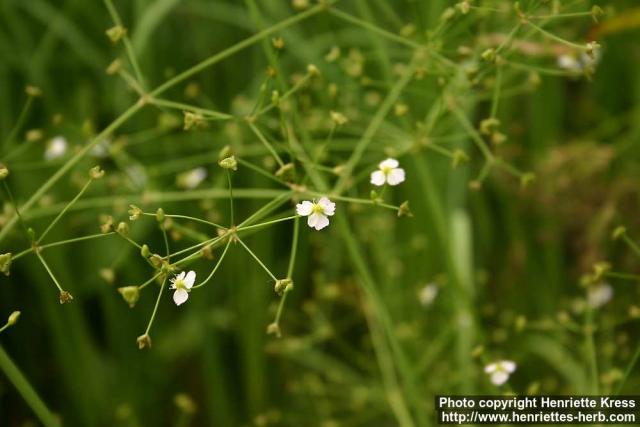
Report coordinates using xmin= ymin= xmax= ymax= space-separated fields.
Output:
xmin=174 ymin=279 xmax=187 ymax=290
xmin=381 ymin=166 xmax=392 ymax=175
xmin=311 ymin=203 xmax=324 ymax=214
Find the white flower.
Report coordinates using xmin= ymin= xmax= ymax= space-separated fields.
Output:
xmin=588 ymin=282 xmax=613 ymax=309
xmin=45 ymin=136 xmax=68 ymax=160
xmin=418 ymin=283 xmax=439 ymax=307
xmin=169 ymin=271 xmax=196 ymax=306
xmin=296 ymin=197 xmax=335 ymax=230
xmin=484 ymin=360 xmax=516 ymax=386
xmin=370 ymin=158 xmax=405 ymax=186
xmin=177 ymin=167 xmax=207 ymax=189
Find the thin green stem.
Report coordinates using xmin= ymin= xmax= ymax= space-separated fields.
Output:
xmin=621 ymin=234 xmax=640 ymax=258
xmin=35 ymin=252 xmax=64 ymax=293
xmin=12 ymin=232 xmax=115 ymax=261
xmin=139 ymin=272 xmax=162 ymax=290
xmin=246 ymin=122 xmax=285 ymax=167
xmin=2 ymin=96 xmax=34 ymax=152
xmin=150 ymin=98 xmax=233 ymax=120
xmin=227 ymin=170 xmax=234 ymax=225
xmin=236 ymin=215 xmax=298 ymax=233
xmin=142 ymin=212 xmax=225 ymax=229
xmin=0 ymin=346 xmax=60 ymax=427
xmin=525 ymin=20 xmax=588 ymax=50
xmin=144 ymin=277 xmax=167 ymax=335
xmin=37 ymin=178 xmax=94 ymax=244
xmin=287 ymin=216 xmax=300 ymax=278
xmin=192 ymin=239 xmax=232 ymax=289
xmin=236 ymin=237 xmax=277 ymax=281
xmin=615 ymin=343 xmax=640 ymax=394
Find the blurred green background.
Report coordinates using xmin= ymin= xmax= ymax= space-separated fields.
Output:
xmin=1 ymin=0 xmax=640 ymax=426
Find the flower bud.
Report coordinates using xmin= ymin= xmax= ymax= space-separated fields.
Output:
xmin=330 ymin=111 xmax=348 ymax=126
xmin=128 ymin=204 xmax=143 ymax=221
xmin=0 ymin=165 xmax=8 ymax=180
xmin=218 ymin=156 xmax=238 ymax=171
xmin=271 ymin=90 xmax=280 ymax=107
xmin=520 ymin=172 xmax=535 ymax=188
xmin=89 ymin=165 xmax=105 ymax=180
xmin=183 ymin=112 xmax=203 ymax=131
xmin=612 ymin=226 xmax=626 ymax=240
xmin=266 ymin=322 xmax=281 ymax=338
xmin=149 ymin=254 xmax=164 ymax=268
xmin=440 ymin=7 xmax=456 ymax=22
xmin=451 ymin=149 xmax=469 ymax=168
xmin=100 ymin=216 xmax=114 ymax=234
xmin=274 ymin=278 xmax=293 ymax=296
xmin=116 ymin=222 xmax=129 ymax=236
xmin=398 ymin=201 xmax=413 ymax=218
xmin=457 ymin=1 xmax=470 ymax=14
xmin=59 ymin=290 xmax=74 ymax=304
xmin=271 ymin=37 xmax=285 ymax=50
xmin=481 ymin=48 xmax=496 ymax=63
xmin=25 ymin=85 xmax=42 ymax=97
xmin=141 ymin=244 xmax=151 ymax=258
xmin=137 ymin=333 xmax=151 ymax=349
xmin=0 ymin=253 xmax=12 ymax=276
xmin=26 ymin=129 xmax=44 ymax=142
xmin=7 ymin=310 xmax=20 ymax=326
xmin=105 ymin=25 xmax=127 ymax=43
xmin=592 ymin=261 xmax=611 ymax=282
xmin=591 ymin=6 xmax=604 ymax=23
xmin=156 ymin=208 xmax=165 ymax=223
xmin=174 ymin=393 xmax=197 ymax=414
xmin=585 ymin=41 xmax=600 ymax=60
xmin=106 ymin=58 xmax=123 ymax=75
xmin=307 ymin=64 xmax=320 ymax=77
xmin=479 ymin=118 xmax=500 ymax=135
xmin=118 ymin=286 xmax=140 ymax=308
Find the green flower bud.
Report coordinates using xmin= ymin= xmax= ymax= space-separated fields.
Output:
xmin=218 ymin=156 xmax=238 ymax=171
xmin=592 ymin=261 xmax=611 ymax=282
xmin=156 ymin=208 xmax=165 ymax=223
xmin=105 ymin=25 xmax=127 ymax=43
xmin=274 ymin=162 xmax=294 ymax=177
xmin=100 ymin=216 xmax=114 ymax=234
xmin=398 ymin=201 xmax=413 ymax=218
xmin=174 ymin=393 xmax=197 ymax=414
xmin=591 ymin=6 xmax=604 ymax=23
xmin=274 ymin=278 xmax=293 ymax=296
xmin=218 ymin=145 xmax=233 ymax=160
xmin=141 ymin=244 xmax=151 ymax=258
xmin=106 ymin=58 xmax=123 ymax=75
xmin=137 ymin=333 xmax=151 ymax=349
xmin=89 ymin=165 xmax=105 ymax=180
xmin=0 ymin=253 xmax=12 ymax=276
xmin=25 ymin=85 xmax=42 ymax=97
xmin=451 ymin=149 xmax=469 ymax=168
xmin=116 ymin=222 xmax=129 ymax=236
xmin=7 ymin=310 xmax=20 ymax=326
xmin=481 ymin=48 xmax=496 ymax=63
xmin=183 ymin=111 xmax=203 ymax=131
xmin=118 ymin=286 xmax=140 ymax=308
xmin=612 ymin=226 xmax=626 ymax=240
xmin=266 ymin=322 xmax=281 ymax=338
xmin=330 ymin=111 xmax=348 ymax=126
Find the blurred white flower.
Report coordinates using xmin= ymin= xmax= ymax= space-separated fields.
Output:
xmin=45 ymin=136 xmax=68 ymax=160
xmin=371 ymin=158 xmax=405 ymax=186
xmin=588 ymin=282 xmax=613 ymax=309
xmin=170 ymin=271 xmax=196 ymax=306
xmin=296 ymin=197 xmax=335 ymax=230
xmin=418 ymin=283 xmax=439 ymax=307
xmin=90 ymin=138 xmax=111 ymax=158
xmin=484 ymin=360 xmax=516 ymax=386
xmin=557 ymin=49 xmax=601 ymax=73
xmin=177 ymin=167 xmax=207 ymax=189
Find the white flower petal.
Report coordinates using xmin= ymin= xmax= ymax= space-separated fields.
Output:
xmin=307 ymin=212 xmax=320 ymax=229
xmin=484 ymin=363 xmax=497 ymax=374
xmin=313 ymin=214 xmax=330 ymax=230
xmin=491 ymin=371 xmax=509 ymax=386
xmin=45 ymin=136 xmax=68 ymax=160
xmin=379 ymin=158 xmax=399 ymax=169
xmin=296 ymin=201 xmax=314 ymax=216
xmin=370 ymin=170 xmax=386 ymax=186
xmin=500 ymin=360 xmax=516 ymax=373
xmin=386 ymin=168 xmax=405 ymax=186
xmin=317 ymin=197 xmax=335 ymax=216
xmin=173 ymin=288 xmax=189 ymax=306
xmin=184 ymin=271 xmax=196 ymax=288
xmin=177 ymin=271 xmax=185 ymax=280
